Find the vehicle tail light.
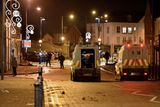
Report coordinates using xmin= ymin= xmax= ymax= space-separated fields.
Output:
xmin=123 ymin=72 xmax=127 ymax=75
xmin=140 ymin=44 xmax=144 ymax=48
xmin=127 ymin=44 xmax=131 ymax=48
xmin=144 ymin=72 xmax=148 ymax=76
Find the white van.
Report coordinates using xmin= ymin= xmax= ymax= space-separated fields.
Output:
xmin=71 ymin=44 xmax=101 ymax=81
xmin=115 ymin=44 xmax=149 ymax=80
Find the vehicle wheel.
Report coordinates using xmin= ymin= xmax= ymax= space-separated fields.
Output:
xmin=71 ymin=72 xmax=77 ymax=81
xmin=115 ymin=71 xmax=121 ymax=81
xmin=71 ymin=72 xmax=73 ymax=81
xmin=97 ymin=76 xmax=101 ymax=82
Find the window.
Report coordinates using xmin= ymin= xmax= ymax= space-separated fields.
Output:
xmin=133 ymin=27 xmax=136 ymax=31
xmin=137 ymin=51 xmax=141 ymax=55
xmin=117 ymin=37 xmax=120 ymax=44
xmin=122 ymin=27 xmax=127 ymax=33
xmin=123 ymin=37 xmax=126 ymax=43
xmin=128 ymin=27 xmax=132 ymax=33
xmin=117 ymin=26 xmax=120 ymax=33
xmin=81 ymin=49 xmax=95 ymax=68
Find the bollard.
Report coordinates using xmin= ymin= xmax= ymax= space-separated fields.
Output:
xmin=34 ymin=78 xmax=43 ymax=107
xmin=38 ymin=66 xmax=43 ymax=76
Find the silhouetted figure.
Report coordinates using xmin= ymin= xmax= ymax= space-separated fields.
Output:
xmin=11 ymin=57 xmax=17 ymax=76
xmin=104 ymin=51 xmax=110 ymax=65
xmin=58 ymin=54 xmax=65 ymax=69
xmin=46 ymin=52 xmax=52 ymax=66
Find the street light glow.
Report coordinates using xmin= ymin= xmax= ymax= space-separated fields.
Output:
xmin=104 ymin=14 xmax=108 ymax=18
xmin=98 ymin=38 xmax=101 ymax=42
xmin=39 ymin=39 xmax=42 ymax=43
xmin=61 ymin=36 xmax=65 ymax=41
xmin=36 ymin=7 xmax=41 ymax=11
xmin=69 ymin=14 xmax=74 ymax=19
xmin=92 ymin=10 xmax=96 ymax=15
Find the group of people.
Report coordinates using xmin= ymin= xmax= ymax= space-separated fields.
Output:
xmin=10 ymin=50 xmax=66 ymax=77
xmin=46 ymin=52 xmax=65 ymax=69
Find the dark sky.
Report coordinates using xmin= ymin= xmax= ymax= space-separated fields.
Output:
xmin=18 ymin=0 xmax=159 ymax=39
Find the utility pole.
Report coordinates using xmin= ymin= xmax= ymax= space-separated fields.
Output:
xmin=0 ymin=0 xmax=6 ymax=80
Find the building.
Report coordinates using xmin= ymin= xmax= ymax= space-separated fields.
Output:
xmin=86 ymin=21 xmax=144 ymax=55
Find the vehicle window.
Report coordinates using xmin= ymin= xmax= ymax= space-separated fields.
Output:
xmin=81 ymin=49 xmax=95 ymax=68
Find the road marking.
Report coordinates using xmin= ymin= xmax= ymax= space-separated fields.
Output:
xmin=131 ymin=90 xmax=160 ymax=104
xmin=150 ymin=96 xmax=160 ymax=103
xmin=113 ymin=84 xmax=160 ymax=104
xmin=131 ymin=90 xmax=154 ymax=97
xmin=44 ymin=80 xmax=63 ymax=107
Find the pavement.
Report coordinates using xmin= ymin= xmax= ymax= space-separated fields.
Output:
xmin=0 ymin=59 xmax=71 ymax=107
xmin=0 ymin=61 xmax=40 ymax=107
xmin=0 ymin=76 xmax=35 ymax=107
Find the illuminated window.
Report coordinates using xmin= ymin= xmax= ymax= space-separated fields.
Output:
xmin=122 ymin=27 xmax=127 ymax=33
xmin=117 ymin=26 xmax=120 ymax=33
xmin=128 ymin=27 xmax=132 ymax=33
xmin=133 ymin=27 xmax=136 ymax=31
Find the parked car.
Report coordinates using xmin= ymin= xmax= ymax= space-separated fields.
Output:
xmin=26 ymin=52 xmax=47 ymax=62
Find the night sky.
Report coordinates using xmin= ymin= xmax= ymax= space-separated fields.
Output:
xmin=17 ymin=0 xmax=159 ymax=39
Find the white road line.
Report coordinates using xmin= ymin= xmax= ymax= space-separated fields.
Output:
xmin=150 ymin=96 xmax=160 ymax=103
xmin=131 ymin=90 xmax=154 ymax=97
xmin=131 ymin=90 xmax=160 ymax=104
xmin=113 ymin=84 xmax=160 ymax=104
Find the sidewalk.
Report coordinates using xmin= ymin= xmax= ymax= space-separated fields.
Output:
xmin=0 ymin=76 xmax=35 ymax=107
xmin=0 ymin=59 xmax=71 ymax=107
xmin=5 ymin=65 xmax=38 ymax=75
xmin=0 ymin=64 xmax=39 ymax=107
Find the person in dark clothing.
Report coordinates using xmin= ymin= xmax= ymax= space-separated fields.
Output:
xmin=46 ymin=52 xmax=52 ymax=66
xmin=58 ymin=54 xmax=65 ymax=69
xmin=11 ymin=57 xmax=17 ymax=76
xmin=104 ymin=51 xmax=110 ymax=65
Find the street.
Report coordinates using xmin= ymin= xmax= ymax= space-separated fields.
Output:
xmin=38 ymin=61 xmax=160 ymax=107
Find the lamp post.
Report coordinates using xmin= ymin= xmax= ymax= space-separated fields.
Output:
xmin=39 ymin=17 xmax=45 ymax=64
xmin=95 ymin=13 xmax=108 ymax=50
xmin=40 ymin=17 xmax=45 ymax=40
xmin=61 ymin=14 xmax=74 ymax=43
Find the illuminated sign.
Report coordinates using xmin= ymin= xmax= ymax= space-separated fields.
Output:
xmin=22 ymin=40 xmax=31 ymax=48
xmin=85 ymin=32 xmax=91 ymax=42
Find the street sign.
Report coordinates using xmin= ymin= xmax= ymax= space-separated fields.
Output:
xmin=22 ymin=40 xmax=31 ymax=48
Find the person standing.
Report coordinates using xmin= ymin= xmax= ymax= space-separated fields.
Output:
xmin=58 ymin=54 xmax=65 ymax=69
xmin=11 ymin=57 xmax=17 ymax=76
xmin=104 ymin=51 xmax=110 ymax=65
xmin=46 ymin=52 xmax=52 ymax=66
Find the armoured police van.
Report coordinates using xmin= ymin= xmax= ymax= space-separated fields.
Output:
xmin=71 ymin=44 xmax=101 ymax=81
xmin=115 ymin=44 xmax=149 ymax=80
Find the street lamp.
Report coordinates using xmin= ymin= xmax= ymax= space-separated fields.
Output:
xmin=40 ymin=17 xmax=45 ymax=40
xmin=61 ymin=36 xmax=65 ymax=43
xmin=36 ymin=6 xmax=41 ymax=12
xmin=61 ymin=14 xmax=74 ymax=43
xmin=92 ymin=10 xmax=97 ymax=16
xmin=39 ymin=17 xmax=45 ymax=64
